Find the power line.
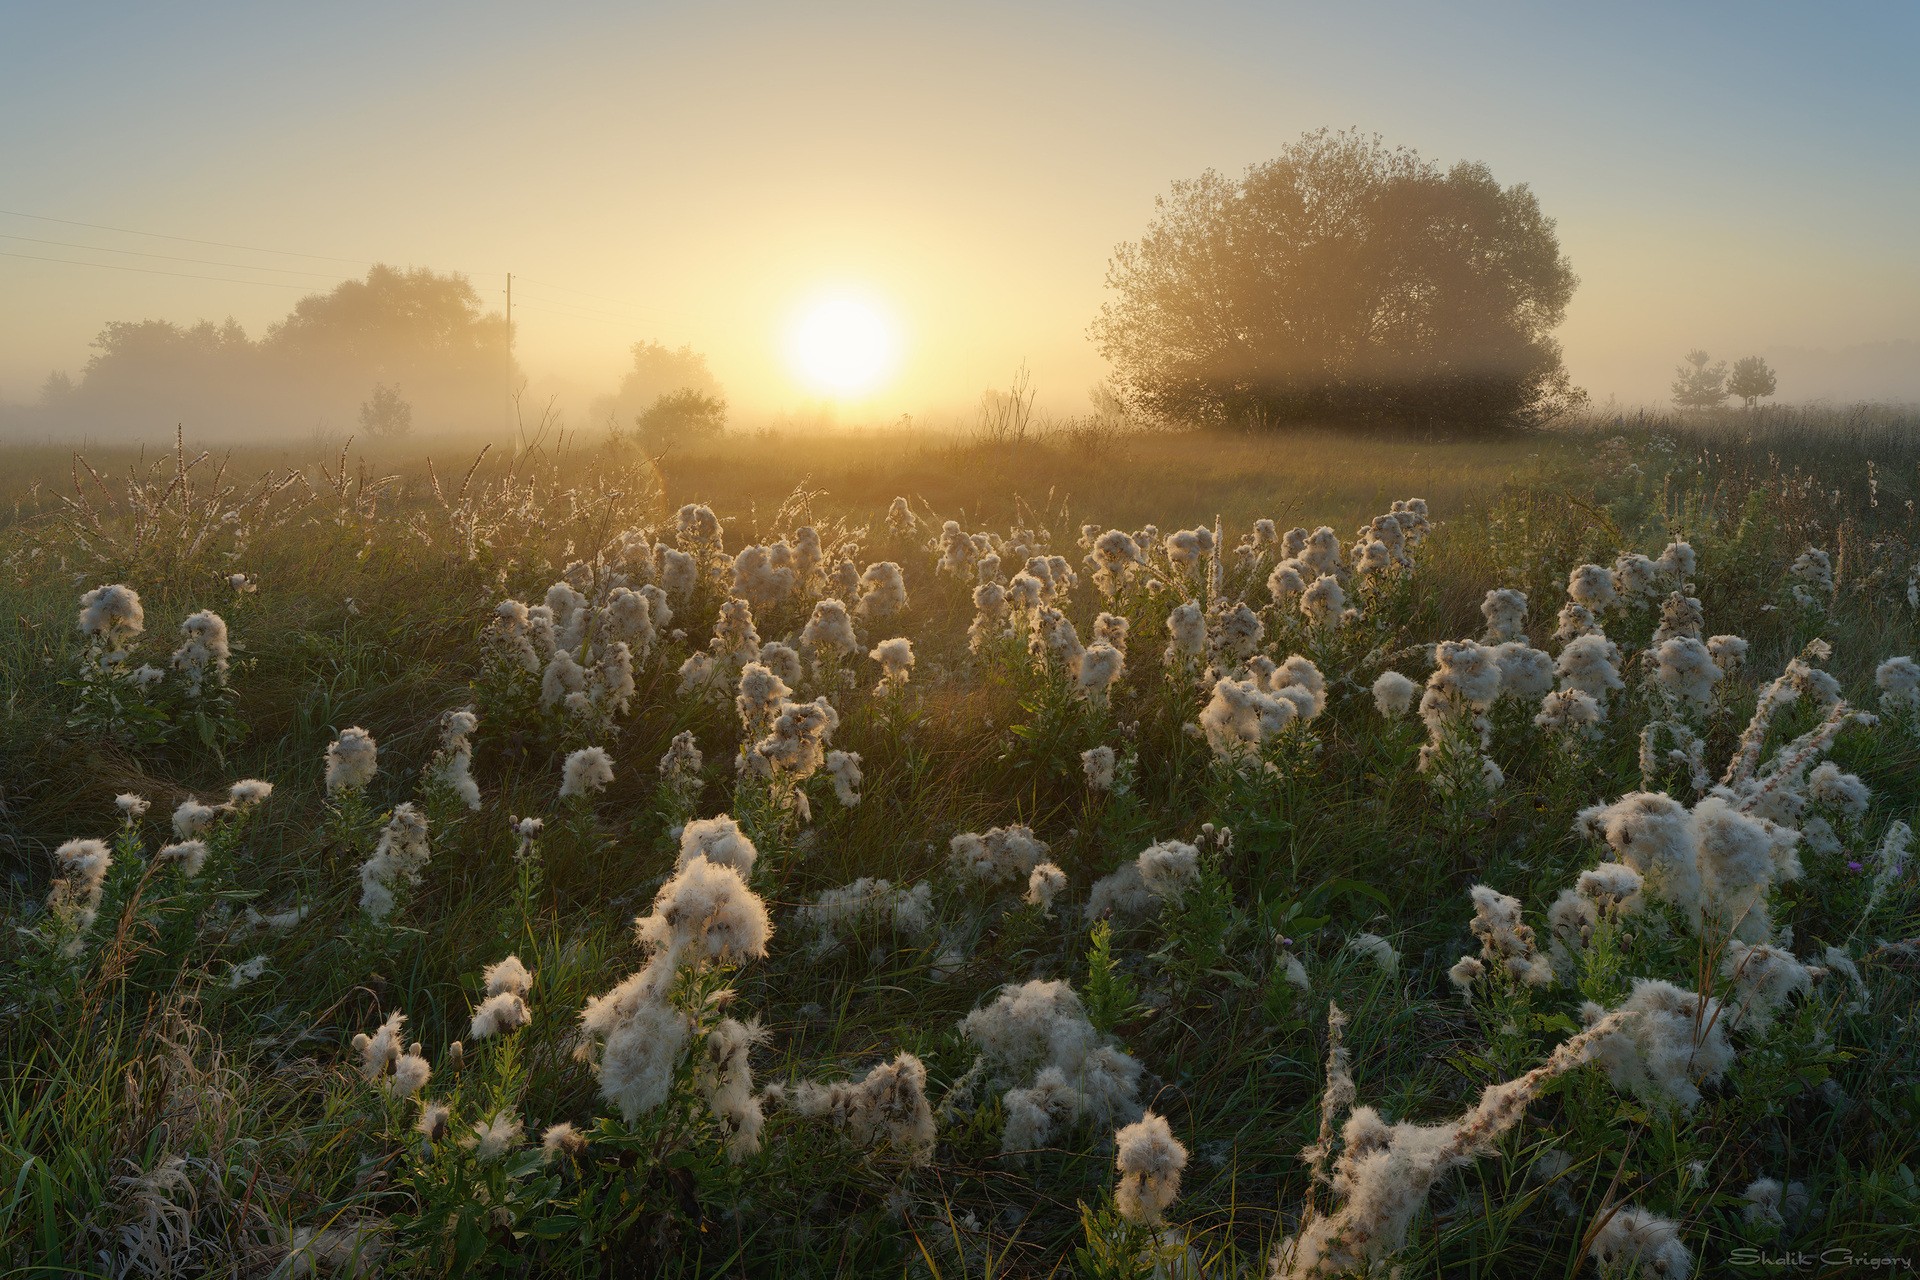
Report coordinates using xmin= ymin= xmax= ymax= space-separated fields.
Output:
xmin=0 ymin=207 xmax=378 ymax=266
xmin=0 ymin=249 xmax=339 ymax=290
xmin=0 ymin=232 xmax=353 ymax=280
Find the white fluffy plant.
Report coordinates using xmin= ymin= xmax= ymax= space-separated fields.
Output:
xmin=955 ymin=978 xmax=1146 ymax=1156
xmin=573 ymin=843 xmax=775 ymax=1164
xmin=1271 ymin=1001 xmax=1637 ymax=1280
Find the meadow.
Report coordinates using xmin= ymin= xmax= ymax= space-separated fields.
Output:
xmin=0 ymin=411 xmax=1916 ymax=1278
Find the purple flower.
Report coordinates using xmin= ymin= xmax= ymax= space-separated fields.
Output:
xmin=1846 ymin=861 xmax=1864 ymax=873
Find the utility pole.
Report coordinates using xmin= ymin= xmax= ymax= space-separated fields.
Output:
xmin=505 ymin=272 xmax=514 ymax=441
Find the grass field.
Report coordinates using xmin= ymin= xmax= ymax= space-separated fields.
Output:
xmin=0 ymin=414 xmax=1915 ymax=1278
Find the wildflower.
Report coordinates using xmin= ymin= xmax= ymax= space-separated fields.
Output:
xmin=1788 ymin=547 xmax=1834 ymax=608
xmin=1576 ymin=792 xmax=1701 ymax=922
xmin=541 ymin=1122 xmax=588 ymax=1160
xmin=391 ymin=1049 xmax=431 ymax=1097
xmin=351 ymin=1011 xmax=407 ymax=1081
xmin=1582 ymin=978 xmax=1733 ymax=1111
xmin=960 ymin=979 xmax=1143 ymax=1151
xmin=1722 ymin=940 xmax=1812 ymax=1034
xmin=1199 ymin=674 xmax=1299 ymax=759
xmin=1491 ymin=642 xmax=1555 ymax=701
xmin=172 ymin=798 xmax=223 ymax=839
xmin=358 ymin=803 xmax=430 ymax=921
xmin=1088 ymin=529 xmax=1144 ymax=597
xmin=1137 ymin=839 xmax=1200 ymax=900
xmin=1612 ymin=552 xmax=1659 ymax=602
xmin=541 ymin=648 xmax=588 ymax=711
xmin=1026 ymin=862 xmax=1067 ymax=911
xmin=465 ymin=1110 xmax=524 ymax=1162
xmin=1347 ymin=933 xmax=1399 ymax=977
xmin=825 ymin=749 xmax=863 ymax=806
xmin=171 ymin=610 xmax=231 ymax=695
xmin=559 ymin=746 xmax=614 ymax=800
xmin=1651 ymin=636 xmax=1722 ymax=708
xmin=735 ymin=662 xmax=793 ymax=740
xmin=1566 ymin=564 xmax=1617 ymax=611
xmin=795 ymin=877 xmax=935 ymax=954
xmin=854 ymin=561 xmax=907 ymax=620
xmin=1206 ymin=600 xmax=1264 ymax=668
xmin=600 ymin=585 xmax=656 ymax=656
xmin=1556 ymin=634 xmax=1624 ymax=700
xmin=1876 ymin=656 xmax=1920 ymax=714
xmin=229 ymin=778 xmax=274 ymax=809
xmin=1651 ymin=592 xmax=1704 ymax=644
xmin=1588 ymin=1205 xmax=1691 ymax=1278
xmin=1082 ymin=744 xmax=1116 ymax=791
xmin=1300 ymin=574 xmax=1347 ymax=628
xmin=967 ymin=582 xmax=1010 ymax=651
xmin=1535 ymin=688 xmax=1604 ymax=734
xmin=46 ymin=838 xmax=112 ymax=937
xmin=783 ymin=1052 xmax=937 ymax=1165
xmin=1481 ymin=588 xmax=1528 ymax=643
xmin=1806 ymin=761 xmax=1870 ymax=819
xmin=1268 ymin=559 xmax=1308 ymax=606
xmin=747 ymin=696 xmax=841 ymax=790
xmin=1372 ymin=671 xmax=1417 ymax=718
xmin=635 ymin=852 xmax=774 ymax=965
xmin=229 ymin=572 xmax=257 ymax=593
xmin=1692 ymin=795 xmax=1798 ymax=940
xmin=949 ymin=825 xmax=1049 ymax=887
xmin=1114 ymin=1112 xmax=1187 ymax=1225
xmin=1076 ymin=641 xmax=1125 ymax=711
xmin=1447 ymin=956 xmax=1484 ymax=999
xmin=471 ymin=980 xmax=533 ymax=1041
xmin=1299 ymin=526 xmax=1343 ymax=576
xmin=698 ymin=1016 xmax=767 ymax=1161
xmin=657 ymin=731 xmax=704 ymax=810
xmin=1093 ymin=612 xmax=1129 ymax=651
xmin=325 ymin=727 xmax=378 ymax=794
xmin=1549 ymin=602 xmax=1599 ymax=647
xmin=1273 ymin=1005 xmax=1632 ymax=1279
xmin=417 ymin=1103 xmax=451 ymax=1143
xmin=578 ymin=975 xmax=692 ymax=1120
xmin=155 ymin=840 xmax=209 ymax=878
xmin=1467 ymin=885 xmax=1554 ymax=986
xmin=115 ymin=793 xmax=150 ymax=819
xmin=1705 ymin=633 xmax=1748 ymax=673
xmin=870 ymin=636 xmax=914 ymax=689
xmin=78 ymin=583 xmax=145 ymax=652
xmin=677 ymin=815 xmax=757 ymax=877
xmin=1164 ymin=601 xmax=1206 ymax=666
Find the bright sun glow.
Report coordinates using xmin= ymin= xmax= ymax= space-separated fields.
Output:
xmin=785 ymin=292 xmax=901 ymax=396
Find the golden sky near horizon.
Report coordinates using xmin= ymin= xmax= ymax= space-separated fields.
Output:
xmin=3 ymin=2 xmax=1918 ymax=426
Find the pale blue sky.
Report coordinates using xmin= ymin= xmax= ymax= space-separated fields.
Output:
xmin=3 ymin=0 xmax=1916 ymax=415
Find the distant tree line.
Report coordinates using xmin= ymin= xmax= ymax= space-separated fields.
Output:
xmin=21 ymin=266 xmax=515 ymax=439
xmin=7 ymin=268 xmax=732 ymax=444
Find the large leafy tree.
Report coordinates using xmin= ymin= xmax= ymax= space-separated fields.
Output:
xmin=1091 ymin=129 xmax=1581 ymax=428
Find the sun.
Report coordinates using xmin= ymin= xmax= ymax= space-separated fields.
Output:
xmin=784 ymin=291 xmax=901 ymax=397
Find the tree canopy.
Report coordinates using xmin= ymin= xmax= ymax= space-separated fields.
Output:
xmin=1091 ymin=129 xmax=1581 ymax=429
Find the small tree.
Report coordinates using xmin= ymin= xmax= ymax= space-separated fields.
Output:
xmin=1726 ymin=355 xmax=1777 ymax=408
xmin=635 ymin=389 xmax=726 ymax=451
xmin=359 ymin=383 xmax=413 ymax=437
xmin=1670 ymin=351 xmax=1728 ymax=410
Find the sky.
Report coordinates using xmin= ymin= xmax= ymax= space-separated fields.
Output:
xmin=3 ymin=0 xmax=1918 ymax=425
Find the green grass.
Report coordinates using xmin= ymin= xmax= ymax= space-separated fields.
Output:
xmin=0 ymin=420 xmax=1915 ymax=1277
